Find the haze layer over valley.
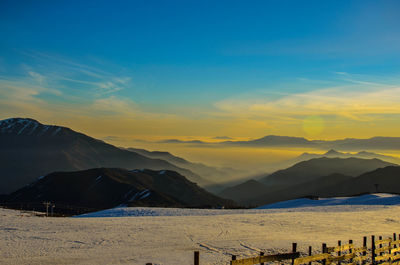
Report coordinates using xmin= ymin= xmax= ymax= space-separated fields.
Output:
xmin=121 ymin=135 xmax=400 ymax=182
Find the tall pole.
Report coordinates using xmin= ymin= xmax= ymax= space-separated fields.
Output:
xmin=43 ymin=202 xmax=50 ymax=217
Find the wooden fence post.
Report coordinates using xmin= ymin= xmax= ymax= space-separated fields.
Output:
xmin=349 ymin=239 xmax=353 ymax=263
xmin=194 ymin=251 xmax=199 ymax=265
xmin=363 ymin=236 xmax=367 ymax=265
xmin=308 ymin=246 xmax=312 ymax=265
xmin=322 ymin=243 xmax=327 ymax=265
xmin=292 ymin=243 xmax=297 ymax=265
xmin=338 ymin=240 xmax=341 ymax=265
xmin=372 ymin=235 xmax=376 ymax=265
xmin=146 ymin=263 xmax=152 ymax=265
xmin=393 ymin=232 xmax=397 ymax=264
xmin=379 ymin=236 xmax=383 ymax=257
xmin=260 ymin=251 xmax=264 ymax=265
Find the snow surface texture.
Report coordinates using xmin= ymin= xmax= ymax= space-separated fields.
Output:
xmin=1 ymin=199 xmax=400 ymax=264
xmin=257 ymin=193 xmax=400 ymax=209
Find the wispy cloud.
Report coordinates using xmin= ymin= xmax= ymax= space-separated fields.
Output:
xmin=214 ymin=74 xmax=400 ymax=123
xmin=0 ymin=50 xmax=139 ymax=123
xmin=27 ymin=71 xmax=45 ymax=85
xmin=2 ymin=50 xmax=400 ymax=143
xmin=15 ymin=50 xmax=133 ymax=97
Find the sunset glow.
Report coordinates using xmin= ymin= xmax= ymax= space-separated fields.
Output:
xmin=1 ymin=0 xmax=400 ymax=159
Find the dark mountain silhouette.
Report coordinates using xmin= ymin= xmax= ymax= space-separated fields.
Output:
xmin=260 ymin=157 xmax=394 ymax=187
xmin=246 ymin=173 xmax=352 ymax=205
xmin=293 ymin=149 xmax=400 ymax=165
xmin=127 ymin=148 xmax=189 ymax=165
xmin=5 ymin=168 xmax=235 ymax=213
xmin=0 ymin=118 xmax=210 ymax=194
xmin=256 ymin=166 xmax=400 ymax=206
xmin=221 ymin=157 xmax=394 ymax=205
xmin=312 ymin=166 xmax=400 ymax=197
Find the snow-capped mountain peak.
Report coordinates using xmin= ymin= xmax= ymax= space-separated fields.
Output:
xmin=0 ymin=118 xmax=65 ymax=136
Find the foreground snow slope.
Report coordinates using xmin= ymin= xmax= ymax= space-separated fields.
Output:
xmin=1 ymin=204 xmax=400 ymax=265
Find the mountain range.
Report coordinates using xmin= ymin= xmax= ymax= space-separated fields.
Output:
xmin=163 ymin=135 xmax=400 ymax=151
xmin=250 ymin=165 xmax=400 ymax=206
xmin=293 ymin=149 xmax=400 ymax=165
xmin=0 ymin=118 xmax=211 ymax=194
xmin=260 ymin=157 xmax=395 ymax=186
xmin=3 ymin=117 xmax=400 ymax=210
xmin=220 ymin=157 xmax=396 ymax=205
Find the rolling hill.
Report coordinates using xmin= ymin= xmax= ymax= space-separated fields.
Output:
xmin=5 ymin=168 xmax=235 ymax=214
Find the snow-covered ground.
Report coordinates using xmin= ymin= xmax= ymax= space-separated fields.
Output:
xmin=1 ymin=195 xmax=400 ymax=265
xmin=76 ymin=194 xmax=400 ymax=217
xmin=257 ymin=193 xmax=400 ymax=209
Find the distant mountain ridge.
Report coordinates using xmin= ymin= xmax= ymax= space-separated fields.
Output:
xmin=127 ymin=147 xmax=243 ymax=188
xmin=127 ymin=148 xmax=189 ymax=165
xmin=294 ymin=149 xmax=400 ymax=164
xmin=0 ymin=118 xmax=210 ymax=194
xmin=223 ymin=135 xmax=316 ymax=147
xmin=160 ymin=134 xmax=400 ymax=151
xmin=5 ymin=168 xmax=235 ymax=213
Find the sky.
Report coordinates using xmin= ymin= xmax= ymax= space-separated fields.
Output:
xmin=1 ymin=0 xmax=400 ymax=147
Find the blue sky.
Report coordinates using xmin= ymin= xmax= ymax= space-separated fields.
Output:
xmin=1 ymin=0 xmax=400 ymax=142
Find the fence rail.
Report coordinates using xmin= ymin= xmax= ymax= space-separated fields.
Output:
xmin=145 ymin=233 xmax=400 ymax=265
xmin=227 ymin=233 xmax=400 ymax=265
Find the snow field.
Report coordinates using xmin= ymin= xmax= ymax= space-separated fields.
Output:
xmin=1 ymin=203 xmax=400 ymax=265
